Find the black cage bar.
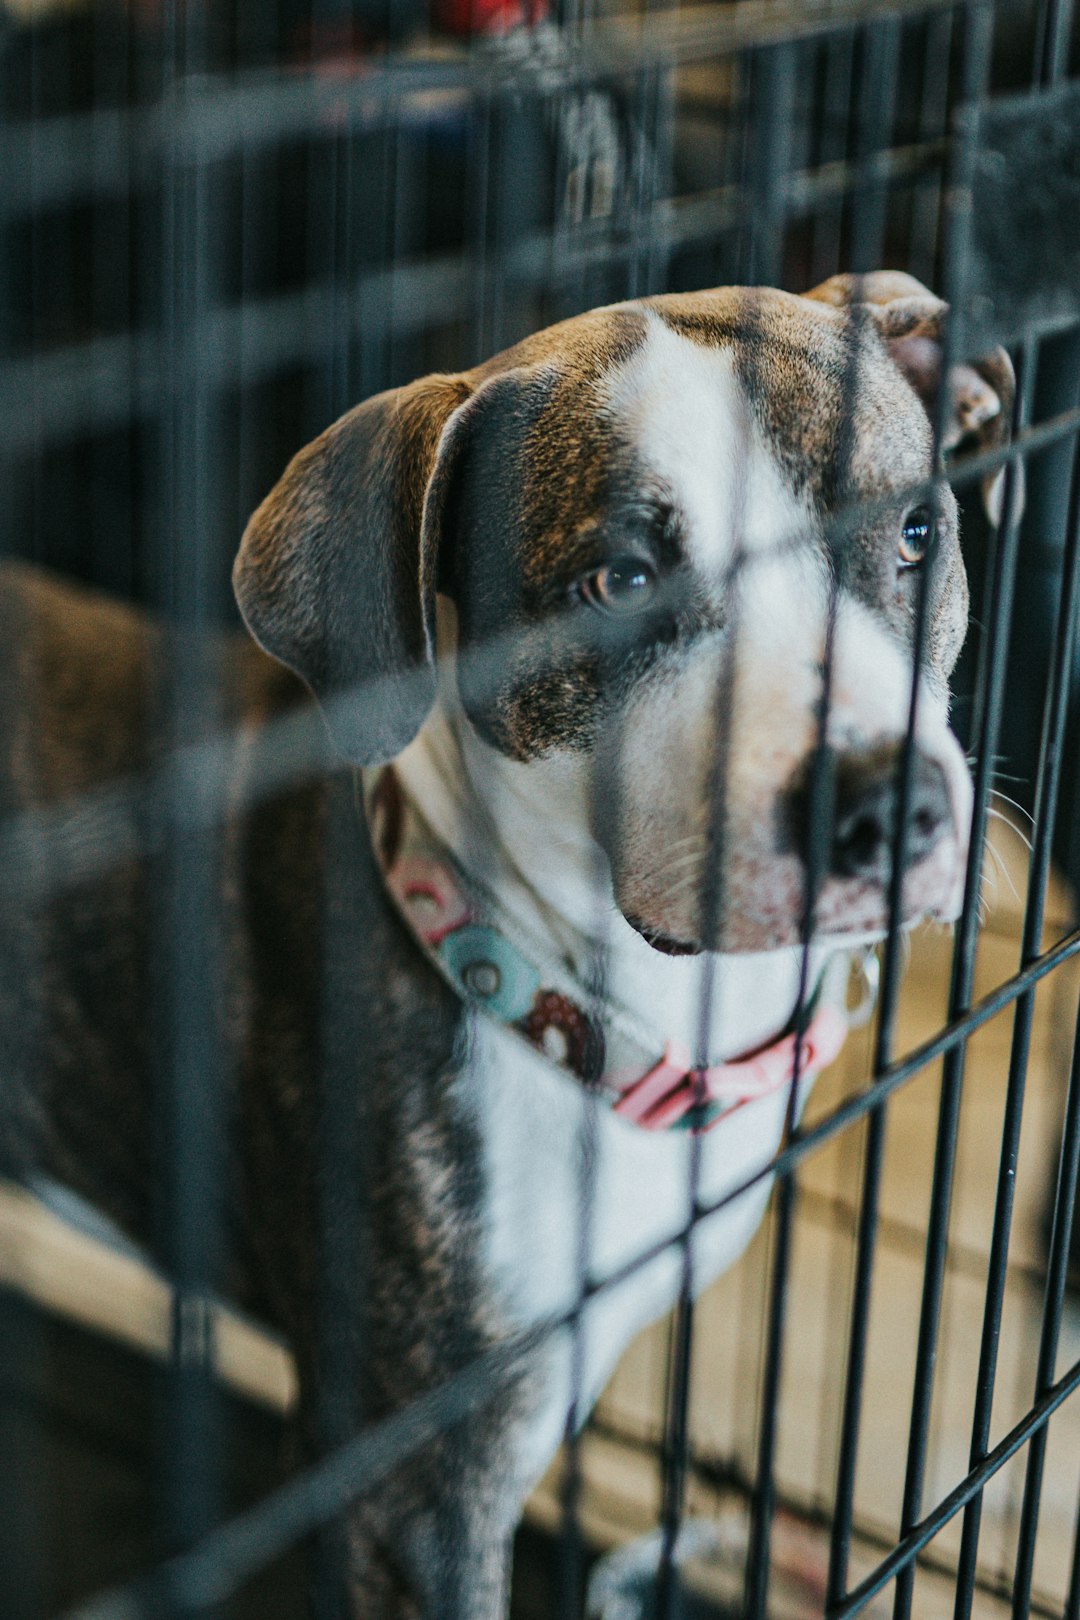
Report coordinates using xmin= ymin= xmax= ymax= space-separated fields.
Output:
xmin=2 ymin=0 xmax=1080 ymax=1617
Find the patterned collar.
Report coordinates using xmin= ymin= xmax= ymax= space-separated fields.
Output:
xmin=362 ymin=764 xmax=849 ymax=1134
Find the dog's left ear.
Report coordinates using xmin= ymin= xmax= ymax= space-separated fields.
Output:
xmin=804 ymin=271 xmax=1017 ymax=525
xmin=234 ymin=372 xmax=476 ymax=763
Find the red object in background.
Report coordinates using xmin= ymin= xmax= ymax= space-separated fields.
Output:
xmin=433 ymin=0 xmax=547 ymax=36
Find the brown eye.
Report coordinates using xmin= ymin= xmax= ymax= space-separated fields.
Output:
xmin=578 ymin=557 xmax=657 ymax=615
xmin=899 ymin=506 xmax=932 ymax=568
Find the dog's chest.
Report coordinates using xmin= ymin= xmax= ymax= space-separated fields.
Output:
xmin=462 ymin=1017 xmax=790 ymax=1490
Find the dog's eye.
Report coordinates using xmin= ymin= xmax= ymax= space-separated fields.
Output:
xmin=899 ymin=506 xmax=933 ymax=568
xmin=578 ymin=557 xmax=657 ymax=614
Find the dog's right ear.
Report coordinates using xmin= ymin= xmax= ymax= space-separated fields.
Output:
xmin=803 ymin=272 xmax=1017 ymax=525
xmin=234 ymin=373 xmax=473 ymax=763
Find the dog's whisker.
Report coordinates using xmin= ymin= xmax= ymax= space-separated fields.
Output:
xmin=981 ymin=834 xmax=1021 ymax=905
xmin=659 ymin=871 xmax=709 ymax=905
xmin=987 ymin=789 xmax=1035 ymax=832
xmin=635 ymin=848 xmax=708 ymax=888
xmin=986 ymin=803 xmax=1034 ymax=854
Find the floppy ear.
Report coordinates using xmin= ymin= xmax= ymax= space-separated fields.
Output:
xmin=804 ymin=272 xmax=1017 ymax=525
xmin=234 ymin=373 xmax=473 ymax=763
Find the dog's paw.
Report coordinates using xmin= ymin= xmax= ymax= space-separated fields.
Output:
xmin=585 ymin=1521 xmax=725 ymax=1620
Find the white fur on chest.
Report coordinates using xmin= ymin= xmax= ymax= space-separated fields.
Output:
xmin=465 ymin=1015 xmax=802 ymax=1491
xmin=394 ymin=701 xmax=834 ymax=1491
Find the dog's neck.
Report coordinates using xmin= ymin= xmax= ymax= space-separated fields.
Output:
xmin=392 ymin=675 xmax=836 ymax=1068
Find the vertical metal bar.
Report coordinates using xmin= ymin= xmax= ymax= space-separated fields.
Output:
xmin=0 ymin=16 xmax=44 ymax=1618
xmin=556 ymin=1188 xmax=592 ymax=1620
xmin=644 ymin=56 xmax=675 ymax=300
xmin=888 ymin=350 xmax=1030 ymax=1620
xmin=1002 ymin=439 xmax=1080 ymax=1620
xmin=907 ymin=7 xmax=953 ymax=288
xmin=655 ymin=1268 xmax=698 ymax=1619
xmin=740 ymin=42 xmax=794 ymax=288
xmin=1014 ymin=328 xmax=1080 ymax=886
xmin=813 ymin=9 xmax=924 ymax=1604
xmin=711 ymin=54 xmax=750 ymax=290
xmin=468 ymin=47 xmax=496 ymax=365
xmin=1068 ymin=1482 xmax=1080 ymax=1620
xmin=93 ymin=0 xmax=137 ymax=600
xmin=313 ymin=774 xmax=372 ymax=1618
xmin=741 ymin=1152 xmax=798 ymax=1619
xmin=155 ymin=4 xmax=226 ymax=1605
xmin=0 ymin=16 xmax=11 ymax=555
xmin=625 ymin=0 xmax=669 ymax=309
xmin=659 ymin=626 xmax=755 ymax=1607
xmin=304 ymin=5 xmax=343 ymax=434
xmin=558 ymin=20 xmax=632 ymax=1595
xmin=235 ymin=135 xmax=261 ymax=559
xmin=739 ymin=40 xmax=850 ymax=1620
xmin=1012 ymin=991 xmax=1080 ymax=1619
xmin=826 ymin=7 xmax=996 ymax=1606
xmin=1016 ymin=0 xmax=1080 ymax=907
xmin=656 ymin=293 xmax=771 ymax=1620
xmin=358 ymin=69 xmax=400 ymax=404
xmin=657 ymin=552 xmax=744 ymax=1620
xmin=557 ymin=759 xmax=616 ymax=1620
xmin=746 ymin=538 xmax=841 ymax=1620
xmin=848 ymin=16 xmax=900 ymax=270
xmin=484 ymin=48 xmax=512 ymax=358
xmin=1034 ymin=0 xmax=1076 ymax=85
xmin=0 ymin=1289 xmax=40 ymax=1620
xmin=324 ymin=108 xmax=351 ymax=420
xmin=876 ymin=12 xmax=1002 ymax=1613
xmin=313 ymin=17 xmax=366 ymax=1611
xmin=809 ymin=29 xmax=854 ymax=286
xmin=951 ymin=347 xmax=1069 ymax=1620
xmin=624 ymin=65 xmax=655 ymax=303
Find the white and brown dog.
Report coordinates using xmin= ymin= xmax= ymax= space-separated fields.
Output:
xmin=1 ymin=272 xmax=1013 ymax=1618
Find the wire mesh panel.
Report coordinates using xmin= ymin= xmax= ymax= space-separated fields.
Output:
xmin=1 ymin=1 xmax=1080 ymax=1618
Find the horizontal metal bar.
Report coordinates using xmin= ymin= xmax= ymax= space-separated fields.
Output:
xmin=0 ymin=255 xmax=472 ymax=453
xmin=1 ymin=71 xmax=473 ymax=218
xmin=63 ymin=1324 xmax=550 ymax=1620
xmin=611 ymin=0 xmax=956 ymax=66
xmin=0 ymin=0 xmax=954 ymax=216
xmin=827 ymin=1351 xmax=1080 ymax=1620
xmin=945 ymin=395 xmax=1080 ymax=493
xmin=782 ymin=135 xmax=946 ymax=214
xmin=583 ymin=1412 xmax=1066 ymax=1620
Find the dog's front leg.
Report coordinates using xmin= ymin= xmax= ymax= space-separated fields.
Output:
xmin=332 ymin=1467 xmax=515 ymax=1620
xmin=289 ymin=1358 xmax=523 ymax=1620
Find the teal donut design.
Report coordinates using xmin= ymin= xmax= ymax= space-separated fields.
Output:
xmin=438 ymin=925 xmax=540 ymax=1022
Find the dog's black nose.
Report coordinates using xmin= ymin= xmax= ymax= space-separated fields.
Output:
xmin=829 ymin=744 xmax=951 ymax=883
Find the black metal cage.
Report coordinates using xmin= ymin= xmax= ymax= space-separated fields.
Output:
xmin=2 ymin=0 xmax=1080 ymax=1616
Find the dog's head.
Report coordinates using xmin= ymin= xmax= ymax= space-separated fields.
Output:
xmin=235 ymin=274 xmax=1014 ymax=952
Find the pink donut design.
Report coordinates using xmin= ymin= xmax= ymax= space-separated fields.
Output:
xmin=387 ymin=855 xmax=470 ymax=945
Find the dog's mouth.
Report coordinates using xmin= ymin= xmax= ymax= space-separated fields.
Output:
xmin=620 ymin=833 xmax=964 ymax=956
xmin=623 ymin=915 xmax=702 ymax=957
